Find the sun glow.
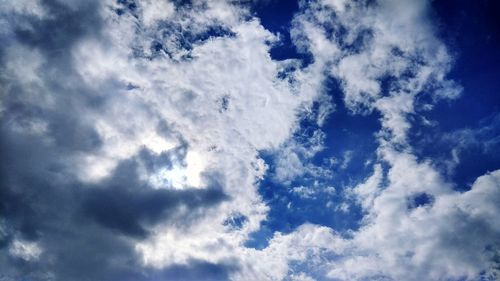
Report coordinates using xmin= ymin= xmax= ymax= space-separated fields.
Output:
xmin=149 ymin=151 xmax=205 ymax=189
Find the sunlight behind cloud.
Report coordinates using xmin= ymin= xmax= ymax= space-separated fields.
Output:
xmin=149 ymin=151 xmax=205 ymax=189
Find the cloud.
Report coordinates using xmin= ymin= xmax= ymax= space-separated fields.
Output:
xmin=248 ymin=0 xmax=498 ymax=280
xmin=328 ymin=165 xmax=500 ymax=281
xmin=8 ymin=239 xmax=42 ymax=261
xmin=246 ymin=156 xmax=500 ymax=281
xmin=0 ymin=0 xmax=327 ymax=280
xmin=81 ymin=153 xmax=228 ymax=238
xmin=292 ymin=0 xmax=461 ymax=144
xmin=0 ymin=0 xmax=498 ymax=280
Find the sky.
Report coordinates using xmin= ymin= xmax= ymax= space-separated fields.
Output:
xmin=0 ymin=0 xmax=499 ymax=281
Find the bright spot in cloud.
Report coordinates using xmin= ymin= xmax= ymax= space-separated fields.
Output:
xmin=142 ymin=134 xmax=176 ymax=154
xmin=9 ymin=239 xmax=42 ymax=261
xmin=149 ymin=151 xmax=205 ymax=189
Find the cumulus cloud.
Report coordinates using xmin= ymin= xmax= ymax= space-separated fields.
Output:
xmin=0 ymin=0 xmax=498 ymax=280
xmin=292 ymin=0 xmax=462 ymax=144
xmin=0 ymin=0 xmax=325 ymax=279
xmin=249 ymin=0 xmax=499 ymax=280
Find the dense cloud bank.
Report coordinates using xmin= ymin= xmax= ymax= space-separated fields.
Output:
xmin=0 ymin=0 xmax=498 ymax=280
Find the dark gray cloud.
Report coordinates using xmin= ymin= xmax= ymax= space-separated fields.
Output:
xmin=149 ymin=259 xmax=237 ymax=281
xmin=81 ymin=153 xmax=228 ymax=238
xmin=0 ymin=118 xmax=228 ymax=280
xmin=14 ymin=0 xmax=103 ymax=55
xmin=0 ymin=1 xmax=232 ymax=280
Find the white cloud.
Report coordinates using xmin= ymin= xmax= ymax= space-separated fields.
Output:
xmin=327 ymin=166 xmax=500 ymax=281
xmin=140 ymin=0 xmax=175 ymax=27
xmin=60 ymin=0 xmax=332 ymax=274
xmin=247 ymin=160 xmax=500 ymax=281
xmin=233 ymin=224 xmax=347 ymax=281
xmin=56 ymin=0 xmax=500 ymax=278
xmin=292 ymin=0 xmax=461 ymax=143
xmin=246 ymin=1 xmax=499 ymax=280
xmin=9 ymin=239 xmax=42 ymax=261
xmin=1 ymin=0 xmax=497 ymax=280
xmin=352 ymin=163 xmax=383 ymax=210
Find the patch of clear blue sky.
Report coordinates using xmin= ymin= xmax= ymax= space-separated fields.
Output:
xmin=247 ymin=0 xmax=380 ymax=248
xmin=410 ymin=0 xmax=500 ymax=190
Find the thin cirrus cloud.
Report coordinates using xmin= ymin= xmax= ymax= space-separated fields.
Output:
xmin=0 ymin=0 xmax=498 ymax=281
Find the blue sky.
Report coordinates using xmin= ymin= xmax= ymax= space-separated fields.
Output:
xmin=0 ymin=0 xmax=499 ymax=280
xmin=250 ymin=0 xmax=500 ymax=244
